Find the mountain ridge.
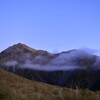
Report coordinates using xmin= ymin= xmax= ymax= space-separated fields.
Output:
xmin=0 ymin=43 xmax=100 ymax=91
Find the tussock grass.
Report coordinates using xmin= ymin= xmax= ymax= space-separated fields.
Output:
xmin=0 ymin=68 xmax=100 ymax=100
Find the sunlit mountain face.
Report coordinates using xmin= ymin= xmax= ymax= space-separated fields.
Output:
xmin=0 ymin=43 xmax=100 ymax=91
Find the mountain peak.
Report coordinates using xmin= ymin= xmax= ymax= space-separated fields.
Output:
xmin=1 ymin=43 xmax=36 ymax=54
xmin=14 ymin=43 xmax=25 ymax=47
xmin=13 ymin=43 xmax=33 ymax=50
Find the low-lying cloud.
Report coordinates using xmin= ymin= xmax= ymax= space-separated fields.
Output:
xmin=3 ymin=49 xmax=100 ymax=72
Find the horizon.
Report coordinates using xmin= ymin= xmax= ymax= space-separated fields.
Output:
xmin=0 ymin=0 xmax=100 ymax=52
xmin=1 ymin=42 xmax=100 ymax=56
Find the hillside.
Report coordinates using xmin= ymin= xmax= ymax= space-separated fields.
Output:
xmin=0 ymin=68 xmax=100 ymax=100
xmin=0 ymin=43 xmax=100 ymax=90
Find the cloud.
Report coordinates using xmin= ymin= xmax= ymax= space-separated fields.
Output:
xmin=79 ymin=48 xmax=100 ymax=56
xmin=4 ymin=61 xmax=18 ymax=66
xmin=2 ymin=49 xmax=100 ymax=72
xmin=20 ymin=63 xmax=83 ymax=71
xmin=3 ymin=60 xmax=18 ymax=72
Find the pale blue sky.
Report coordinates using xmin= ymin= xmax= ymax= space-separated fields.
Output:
xmin=0 ymin=0 xmax=100 ymax=52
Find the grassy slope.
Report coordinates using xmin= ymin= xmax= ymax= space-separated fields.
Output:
xmin=0 ymin=68 xmax=100 ymax=100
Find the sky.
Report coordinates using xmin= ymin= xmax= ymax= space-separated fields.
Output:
xmin=0 ymin=0 xmax=100 ymax=53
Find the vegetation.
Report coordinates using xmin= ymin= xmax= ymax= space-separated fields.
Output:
xmin=0 ymin=68 xmax=100 ymax=100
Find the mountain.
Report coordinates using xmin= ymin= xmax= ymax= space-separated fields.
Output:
xmin=0 ymin=43 xmax=100 ymax=91
xmin=0 ymin=43 xmax=53 ymax=65
xmin=0 ymin=68 xmax=100 ymax=100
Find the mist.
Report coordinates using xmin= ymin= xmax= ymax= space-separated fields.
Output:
xmin=2 ymin=48 xmax=100 ymax=72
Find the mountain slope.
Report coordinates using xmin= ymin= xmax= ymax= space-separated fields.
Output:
xmin=0 ymin=43 xmax=100 ymax=90
xmin=0 ymin=68 xmax=100 ymax=100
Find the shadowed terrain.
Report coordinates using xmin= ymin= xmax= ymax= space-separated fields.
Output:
xmin=0 ymin=43 xmax=100 ymax=91
xmin=0 ymin=68 xmax=100 ymax=100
